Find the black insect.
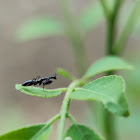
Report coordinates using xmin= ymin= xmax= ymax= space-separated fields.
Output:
xmin=22 ymin=74 xmax=57 ymax=89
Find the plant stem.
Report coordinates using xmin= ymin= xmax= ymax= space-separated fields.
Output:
xmin=31 ymin=114 xmax=60 ymax=140
xmin=106 ymin=19 xmax=115 ymax=55
xmin=104 ymin=2 xmax=140 ymax=137
xmin=97 ymin=104 xmax=115 ymax=139
xmin=58 ymin=80 xmax=79 ymax=140
xmin=54 ymin=88 xmax=68 ymax=92
xmin=67 ymin=113 xmax=77 ymax=124
xmin=99 ymin=1 xmax=122 ymax=140
xmin=106 ymin=0 xmax=121 ymax=55
xmin=45 ymin=114 xmax=60 ymax=126
xmin=99 ymin=0 xmax=110 ymax=19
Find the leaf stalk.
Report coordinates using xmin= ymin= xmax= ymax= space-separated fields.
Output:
xmin=58 ymin=80 xmax=79 ymax=140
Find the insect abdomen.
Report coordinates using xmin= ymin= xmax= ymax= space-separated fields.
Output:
xmin=22 ymin=80 xmax=32 ymax=86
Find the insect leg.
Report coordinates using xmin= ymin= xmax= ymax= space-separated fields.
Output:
xmin=42 ymin=79 xmax=52 ymax=90
xmin=35 ymin=76 xmax=40 ymax=80
xmin=32 ymin=76 xmax=41 ymax=85
xmin=42 ymin=81 xmax=47 ymax=97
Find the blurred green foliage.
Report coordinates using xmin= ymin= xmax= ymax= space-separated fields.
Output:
xmin=16 ymin=16 xmax=63 ymax=41
xmin=16 ymin=1 xmax=103 ymax=42
xmin=1 ymin=0 xmax=140 ymax=140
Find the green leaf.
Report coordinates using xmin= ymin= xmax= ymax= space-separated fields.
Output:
xmin=121 ymin=1 xmax=140 ymax=37
xmin=15 ymin=84 xmax=62 ymax=98
xmin=16 ymin=16 xmax=63 ymax=41
xmin=124 ymin=57 xmax=140 ymax=104
xmin=57 ymin=68 xmax=75 ymax=80
xmin=79 ymin=1 xmax=104 ymax=32
xmin=64 ymin=137 xmax=73 ymax=140
xmin=0 ymin=124 xmax=51 ymax=140
xmin=84 ymin=56 xmax=134 ymax=78
xmin=70 ymin=75 xmax=129 ymax=117
xmin=65 ymin=124 xmax=103 ymax=140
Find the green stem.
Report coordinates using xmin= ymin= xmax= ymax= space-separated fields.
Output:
xmin=99 ymin=0 xmax=110 ymax=19
xmin=31 ymin=114 xmax=60 ymax=140
xmin=99 ymin=1 xmax=122 ymax=140
xmin=45 ymin=114 xmax=60 ymax=126
xmin=58 ymin=80 xmax=79 ymax=140
xmin=106 ymin=18 xmax=115 ymax=55
xmin=67 ymin=114 xmax=77 ymax=124
xmin=106 ymin=0 xmax=121 ymax=55
xmin=54 ymin=88 xmax=68 ymax=92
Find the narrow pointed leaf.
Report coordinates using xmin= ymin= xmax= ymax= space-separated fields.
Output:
xmin=113 ymin=1 xmax=140 ymax=54
xmin=57 ymin=68 xmax=75 ymax=80
xmin=65 ymin=124 xmax=103 ymax=140
xmin=0 ymin=124 xmax=51 ymax=140
xmin=79 ymin=1 xmax=104 ymax=32
xmin=16 ymin=17 xmax=63 ymax=41
xmin=70 ymin=75 xmax=129 ymax=117
xmin=15 ymin=84 xmax=62 ymax=98
xmin=84 ymin=56 xmax=134 ymax=78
